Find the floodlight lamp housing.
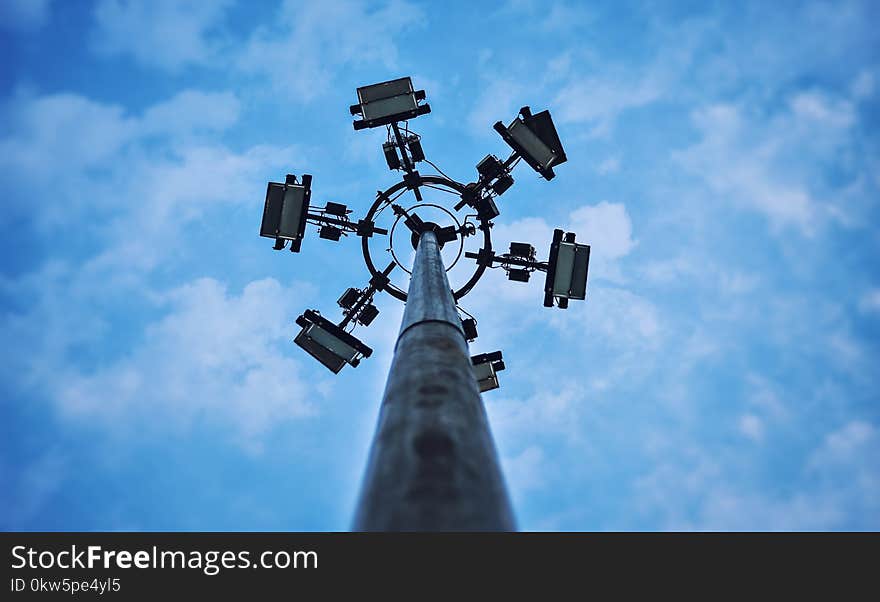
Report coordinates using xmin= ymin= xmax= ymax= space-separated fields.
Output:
xmin=294 ymin=310 xmax=372 ymax=373
xmin=507 ymin=268 xmax=531 ymax=282
xmin=407 ymin=136 xmax=425 ymax=162
xmin=471 ymin=351 xmax=506 ymax=393
xmin=319 ymin=225 xmax=343 ymax=241
xmin=462 ymin=318 xmax=478 ymax=342
xmin=351 ymin=77 xmax=431 ymax=130
xmin=382 ymin=142 xmax=401 ymax=170
xmin=491 ymin=173 xmax=514 ymax=196
xmin=543 ymin=229 xmax=590 ymax=308
xmin=260 ymin=174 xmax=312 ymax=251
xmin=494 ymin=107 xmax=567 ymax=180
xmin=324 ymin=202 xmax=348 ymax=216
xmin=357 ymin=303 xmax=380 ymax=326
xmin=509 ymin=242 xmax=536 ymax=259
xmin=338 ymin=288 xmax=360 ymax=310
xmin=476 ymin=155 xmax=504 ymax=181
xmin=476 ymin=196 xmax=500 ymax=220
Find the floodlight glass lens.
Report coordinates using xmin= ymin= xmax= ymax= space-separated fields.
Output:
xmin=570 ymin=245 xmax=589 ymax=299
xmin=306 ymin=323 xmax=357 ymax=362
xmin=552 ymin=242 xmax=576 ymax=296
xmin=279 ymin=185 xmax=306 ymax=239
xmin=261 ymin=183 xmax=285 ymax=237
xmin=509 ymin=118 xmax=556 ymax=169
xmin=473 ymin=362 xmax=499 ymax=392
xmin=361 ymin=94 xmax=418 ymax=121
xmin=357 ymin=78 xmax=413 ymax=103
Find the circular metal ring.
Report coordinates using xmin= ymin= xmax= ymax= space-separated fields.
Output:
xmin=388 ymin=202 xmax=464 ymax=276
xmin=361 ymin=174 xmax=493 ymax=302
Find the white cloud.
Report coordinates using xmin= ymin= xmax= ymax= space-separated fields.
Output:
xmin=0 ymin=92 xmax=134 ymax=175
xmin=596 ymin=156 xmax=620 ymax=175
xmin=809 ymin=421 xmax=875 ymax=468
xmin=674 ymin=85 xmax=868 ymax=235
xmin=86 ymin=142 xmax=297 ymax=273
xmin=0 ymin=89 xmax=295 ymax=267
xmin=489 ymin=381 xmax=587 ymax=445
xmin=489 ymin=201 xmax=635 ymax=284
xmin=738 ymin=414 xmax=764 ymax=442
xmin=58 ymin=277 xmax=319 ymax=450
xmin=554 ymin=74 xmax=662 ymax=136
xmin=571 ymin=285 xmax=660 ymax=347
xmin=539 ymin=2 xmax=593 ymax=33
xmin=789 ymin=91 xmax=855 ymax=130
xmin=746 ymin=373 xmax=788 ymax=420
xmin=0 ymin=0 xmax=51 ymax=31
xmin=238 ymin=0 xmax=424 ymax=101
xmin=851 ymin=70 xmax=875 ymax=99
xmin=0 ymin=449 xmax=67 ymax=529
xmin=858 ymin=289 xmax=880 ymax=314
xmin=1 ymin=89 xmax=242 ymax=177
xmin=467 ymin=79 xmax=523 ymax=133
xmin=675 ymin=104 xmax=817 ymax=233
xmin=92 ymin=0 xmax=233 ymax=71
xmin=140 ymin=90 xmax=241 ymax=136
xmin=0 ymin=87 xmax=305 ymax=453
xmin=504 ymin=445 xmax=547 ymax=497
xmin=718 ymin=271 xmax=759 ymax=295
xmin=568 ymin=201 xmax=636 ymax=264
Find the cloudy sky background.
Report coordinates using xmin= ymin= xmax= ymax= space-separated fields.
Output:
xmin=1 ymin=0 xmax=878 ymax=530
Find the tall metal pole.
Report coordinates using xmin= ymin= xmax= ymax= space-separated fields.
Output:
xmin=353 ymin=230 xmax=516 ymax=531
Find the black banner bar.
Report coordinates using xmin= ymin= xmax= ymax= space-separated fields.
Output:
xmin=1 ymin=533 xmax=875 ymax=597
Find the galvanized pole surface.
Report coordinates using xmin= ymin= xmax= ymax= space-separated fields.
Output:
xmin=353 ymin=230 xmax=516 ymax=531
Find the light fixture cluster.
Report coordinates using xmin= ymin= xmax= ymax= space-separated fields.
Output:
xmin=258 ymin=76 xmax=592 ymax=386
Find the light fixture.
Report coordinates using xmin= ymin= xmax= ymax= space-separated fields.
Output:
xmin=324 ymin=202 xmax=348 ymax=217
xmin=491 ymin=174 xmax=514 ymax=196
xmin=507 ymin=268 xmax=530 ymax=282
xmin=544 ymin=229 xmax=590 ymax=309
xmin=407 ymin=136 xmax=425 ymax=162
xmin=337 ymin=288 xmax=360 ymax=310
xmin=382 ymin=142 xmax=401 ymax=170
xmin=260 ymin=174 xmax=312 ymax=252
xmin=294 ymin=310 xmax=372 ymax=373
xmin=461 ymin=317 xmax=478 ymax=342
xmin=319 ymin=225 xmax=342 ymax=241
xmin=477 ymin=155 xmax=504 ymax=181
xmin=494 ymin=107 xmax=567 ymax=180
xmin=509 ymin=242 xmax=535 ymax=259
xmin=357 ymin=303 xmax=380 ymax=326
xmin=350 ymin=77 xmax=430 ymax=130
xmin=476 ymin=196 xmax=500 ymax=220
xmin=471 ymin=351 xmax=505 ymax=392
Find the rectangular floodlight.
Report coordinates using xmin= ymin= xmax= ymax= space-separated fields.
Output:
xmin=461 ymin=318 xmax=478 ymax=342
xmin=337 ymin=287 xmax=360 ymax=310
xmin=544 ymin=229 xmax=590 ymax=308
xmin=260 ymin=174 xmax=312 ymax=251
xmin=319 ymin=225 xmax=342 ymax=241
xmin=509 ymin=242 xmax=535 ymax=258
xmin=357 ymin=303 xmax=380 ymax=326
xmin=477 ymin=155 xmax=504 ymax=181
xmin=294 ymin=310 xmax=372 ymax=373
xmin=507 ymin=268 xmax=531 ymax=282
xmin=491 ymin=173 xmax=514 ymax=196
xmin=350 ymin=77 xmax=430 ymax=130
xmin=471 ymin=351 xmax=506 ymax=393
xmin=494 ymin=107 xmax=567 ymax=180
xmin=324 ymin=202 xmax=348 ymax=216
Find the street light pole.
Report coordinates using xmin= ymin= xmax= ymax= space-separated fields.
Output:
xmin=261 ymin=77 xmax=588 ymax=530
xmin=352 ymin=230 xmax=516 ymax=531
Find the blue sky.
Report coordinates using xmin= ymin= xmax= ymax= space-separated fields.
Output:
xmin=1 ymin=0 xmax=878 ymax=531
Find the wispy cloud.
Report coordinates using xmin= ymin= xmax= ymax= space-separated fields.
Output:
xmin=91 ymin=0 xmax=233 ymax=71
